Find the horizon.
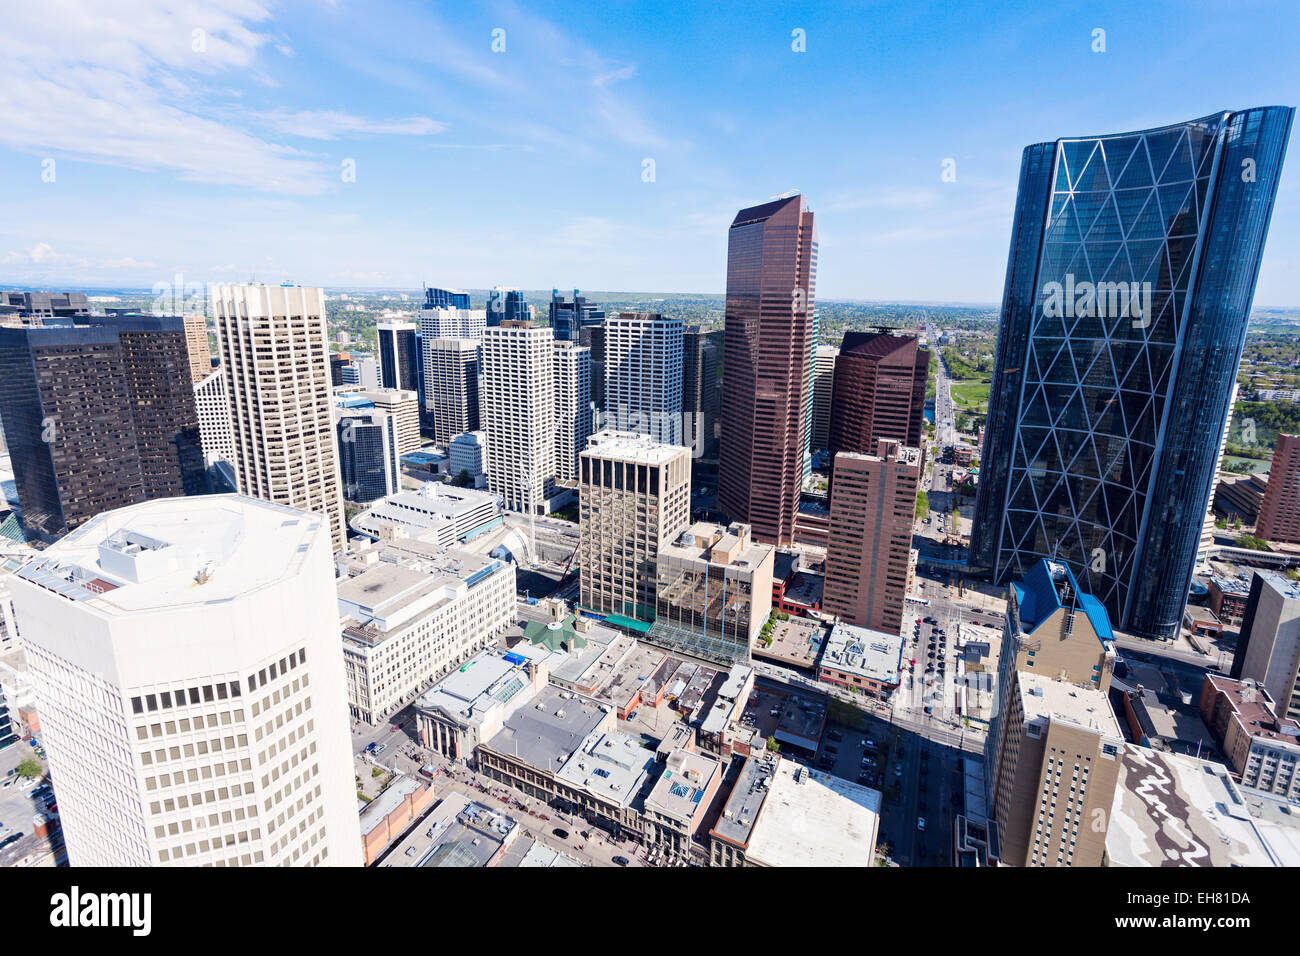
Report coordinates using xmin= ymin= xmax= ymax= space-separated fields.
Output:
xmin=1 ymin=1 xmax=1298 ymax=304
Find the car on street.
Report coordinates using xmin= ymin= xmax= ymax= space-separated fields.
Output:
xmin=613 ymin=855 xmax=630 ymax=866
xmin=372 ymin=743 xmax=387 ymax=755
xmin=552 ymin=828 xmax=569 ymax=839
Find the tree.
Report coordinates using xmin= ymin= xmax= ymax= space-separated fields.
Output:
xmin=453 ymin=469 xmax=473 ymax=488
xmin=916 ymin=490 xmax=930 ymax=520
xmin=1236 ymin=534 xmax=1271 ymax=552
xmin=16 ymin=756 xmax=41 ymax=780
xmin=765 ymin=736 xmax=781 ymax=753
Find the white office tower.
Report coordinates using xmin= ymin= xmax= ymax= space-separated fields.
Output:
xmin=604 ymin=312 xmax=684 ymax=445
xmin=482 ymin=323 xmax=555 ymax=514
xmin=419 ymin=301 xmax=485 ymax=341
xmin=553 ymin=342 xmax=592 ymax=482
xmin=9 ymin=495 xmax=364 ymax=867
xmin=194 ymin=367 xmax=236 ymax=472
xmin=212 ymin=284 xmax=347 ymax=553
xmin=425 ymin=338 xmax=481 ymax=444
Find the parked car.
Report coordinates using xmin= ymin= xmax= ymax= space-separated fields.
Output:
xmin=372 ymin=743 xmax=387 ymax=755
xmin=612 ymin=855 xmax=630 ymax=866
xmin=552 ymin=828 xmax=569 ymax=839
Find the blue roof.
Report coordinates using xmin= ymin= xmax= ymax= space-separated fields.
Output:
xmin=1014 ymin=558 xmax=1113 ymax=646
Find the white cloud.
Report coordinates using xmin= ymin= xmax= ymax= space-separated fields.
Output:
xmin=251 ymin=109 xmax=446 ymax=140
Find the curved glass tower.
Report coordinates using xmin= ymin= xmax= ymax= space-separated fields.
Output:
xmin=971 ymin=107 xmax=1293 ymax=640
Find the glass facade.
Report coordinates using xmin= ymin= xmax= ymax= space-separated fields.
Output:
xmin=971 ymin=108 xmax=1294 ymax=640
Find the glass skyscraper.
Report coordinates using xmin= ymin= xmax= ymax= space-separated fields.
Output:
xmin=971 ymin=107 xmax=1293 ymax=641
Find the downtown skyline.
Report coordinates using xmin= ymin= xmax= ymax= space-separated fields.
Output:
xmin=0 ymin=0 xmax=1298 ymax=306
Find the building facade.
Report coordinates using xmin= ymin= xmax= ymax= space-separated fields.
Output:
xmin=377 ymin=321 xmax=421 ymax=393
xmin=424 ymin=338 xmax=481 ymax=445
xmin=1232 ymin=570 xmax=1300 ymax=721
xmin=553 ymin=342 xmax=593 ymax=483
xmin=1257 ymin=434 xmax=1300 ymax=543
xmin=811 ymin=345 xmax=839 ymax=453
xmin=971 ymin=108 xmax=1294 ymax=641
xmin=194 ymin=367 xmax=235 ymax=470
xmin=579 ymin=432 xmax=691 ymax=623
xmin=822 ymin=441 xmax=921 ymax=635
xmin=603 ymin=311 xmax=684 ymax=445
xmin=718 ymin=194 xmax=818 ymax=546
xmin=213 ymin=284 xmax=347 ymax=552
xmin=828 ymin=331 xmax=928 ymax=460
xmin=336 ymin=409 xmax=400 ymax=503
xmin=483 ymin=323 xmax=556 ymax=514
xmin=683 ymin=327 xmax=722 ymax=463
xmin=8 ymin=495 xmax=363 ymax=867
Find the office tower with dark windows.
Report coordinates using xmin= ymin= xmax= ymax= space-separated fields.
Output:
xmin=1232 ymin=571 xmax=1300 ymax=722
xmin=213 ymin=284 xmax=347 ymax=553
xmin=377 ymin=321 xmax=421 ymax=393
xmin=336 ymin=409 xmax=400 ymax=503
xmin=604 ymin=312 xmax=684 ymax=445
xmin=425 ymin=338 xmax=481 ymax=444
xmin=822 ymin=441 xmax=921 ymax=635
xmin=0 ymin=291 xmax=90 ymax=321
xmin=970 ymin=108 xmax=1293 ymax=641
xmin=828 ymin=332 xmax=928 ymax=462
xmin=486 ymin=287 xmax=528 ymax=327
xmin=549 ymin=289 xmax=605 ymax=342
xmin=0 ymin=315 xmax=205 ymax=543
xmin=553 ymin=341 xmax=592 ymax=482
xmin=717 ymin=194 xmax=818 ymax=546
xmin=683 ymin=327 xmax=722 ymax=463
xmin=579 ymin=323 xmax=608 ymax=411
xmin=423 ymin=286 xmax=471 ymax=311
xmin=330 ymin=352 xmax=351 ymax=387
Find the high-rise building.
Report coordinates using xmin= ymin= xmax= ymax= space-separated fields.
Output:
xmin=579 ymin=323 xmax=607 ymax=411
xmin=811 ymin=345 xmax=839 ymax=453
xmin=549 ymin=289 xmax=605 ymax=342
xmin=329 ymin=352 xmax=351 ymax=387
xmin=194 ymin=367 xmax=235 ymax=470
xmin=447 ymin=431 xmax=487 ymax=487
xmin=683 ymin=327 xmax=722 ymax=462
xmin=984 ymin=559 xmax=1121 ymax=867
xmin=8 ymin=494 xmax=363 ymax=867
xmin=420 ymin=288 xmax=483 ymax=341
xmin=0 ymin=291 xmax=89 ymax=320
xmin=1256 ymin=434 xmax=1300 ymax=543
xmin=828 ymin=332 xmax=928 ymax=461
xmin=553 ymin=341 xmax=592 ymax=482
xmin=718 ymin=194 xmax=818 ymax=546
xmin=822 ymin=441 xmax=921 ymax=634
xmin=486 ymin=287 xmax=528 ymax=327
xmin=183 ymin=314 xmax=211 ymax=384
xmin=377 ymin=321 xmax=421 ymax=393
xmin=0 ymin=315 xmax=205 ymax=543
xmin=336 ymin=409 xmax=400 ymax=503
xmin=579 ymin=431 xmax=691 ymax=623
xmin=482 ymin=322 xmax=555 ymax=514
xmin=424 ymin=338 xmax=481 ymax=444
xmin=335 ymin=386 xmax=421 ymax=456
xmin=604 ymin=312 xmax=684 ymax=445
xmin=212 ymin=284 xmax=347 ymax=552
xmin=971 ymin=108 xmax=1293 ymax=641
xmin=1232 ymin=570 xmax=1300 ymax=721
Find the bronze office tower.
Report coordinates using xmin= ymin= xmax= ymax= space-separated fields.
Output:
xmin=828 ymin=331 xmax=928 ymax=460
xmin=717 ymin=194 xmax=818 ymax=546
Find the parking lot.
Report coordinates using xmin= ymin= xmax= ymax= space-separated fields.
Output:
xmin=0 ymin=740 xmax=53 ymax=849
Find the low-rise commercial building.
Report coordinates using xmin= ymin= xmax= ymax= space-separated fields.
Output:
xmin=642 ymin=747 xmax=723 ymax=860
xmin=337 ymin=540 xmax=515 ymax=724
xmin=1209 ymin=574 xmax=1251 ymax=626
xmin=359 ymin=775 xmax=436 ymax=865
xmin=817 ymin=621 xmax=904 ymax=699
xmin=1199 ymin=673 xmax=1300 ymax=799
xmin=351 ymin=482 xmax=502 ymax=547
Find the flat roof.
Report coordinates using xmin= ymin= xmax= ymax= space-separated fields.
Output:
xmin=556 ymin=730 xmax=657 ymax=809
xmin=1107 ymin=746 xmax=1278 ymax=867
xmin=711 ymin=751 xmax=779 ymax=847
xmin=1018 ymin=673 xmax=1122 ymax=736
xmin=821 ymin=622 xmax=904 ymax=684
xmin=359 ymin=775 xmax=427 ymax=837
xmin=485 ymin=684 xmax=610 ymax=773
xmin=744 ymin=758 xmax=881 ymax=867
xmin=416 ymin=648 xmax=534 ymax=725
xmin=15 ymin=495 xmax=323 ymax=614
xmin=581 ymin=430 xmax=689 ymax=466
xmin=644 ymin=748 xmax=721 ymax=823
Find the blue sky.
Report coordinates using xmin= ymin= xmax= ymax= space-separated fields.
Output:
xmin=2 ymin=0 xmax=1299 ymax=303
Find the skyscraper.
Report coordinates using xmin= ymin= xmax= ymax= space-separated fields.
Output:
xmin=579 ymin=323 xmax=607 ymax=411
xmin=683 ymin=326 xmax=722 ymax=463
xmin=336 ymin=409 xmax=400 ymax=503
xmin=971 ymin=108 xmax=1293 ymax=640
xmin=579 ymin=431 xmax=691 ymax=623
xmin=486 ymin=287 xmax=528 ymax=327
xmin=553 ymin=341 xmax=592 ymax=482
xmin=425 ymin=338 xmax=481 ymax=444
xmin=1232 ymin=570 xmax=1300 ymax=721
xmin=827 ymin=331 xmax=928 ymax=461
xmin=822 ymin=441 xmax=921 ymax=634
xmin=717 ymin=194 xmax=818 ymax=546
xmin=183 ymin=314 xmax=211 ymax=384
xmin=377 ymin=321 xmax=420 ymax=392
xmin=549 ymin=289 xmax=605 ymax=341
xmin=194 ymin=367 xmax=235 ymax=471
xmin=419 ymin=288 xmax=483 ymax=340
xmin=0 ymin=315 xmax=205 ymax=543
xmin=9 ymin=494 xmax=363 ymax=866
xmin=1256 ymin=434 xmax=1300 ymax=543
xmin=811 ymin=345 xmax=839 ymax=453
xmin=334 ymin=386 xmax=421 ymax=456
xmin=482 ymin=322 xmax=555 ymax=514
xmin=603 ymin=311 xmax=684 ymax=445
xmin=212 ymin=284 xmax=347 ymax=552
